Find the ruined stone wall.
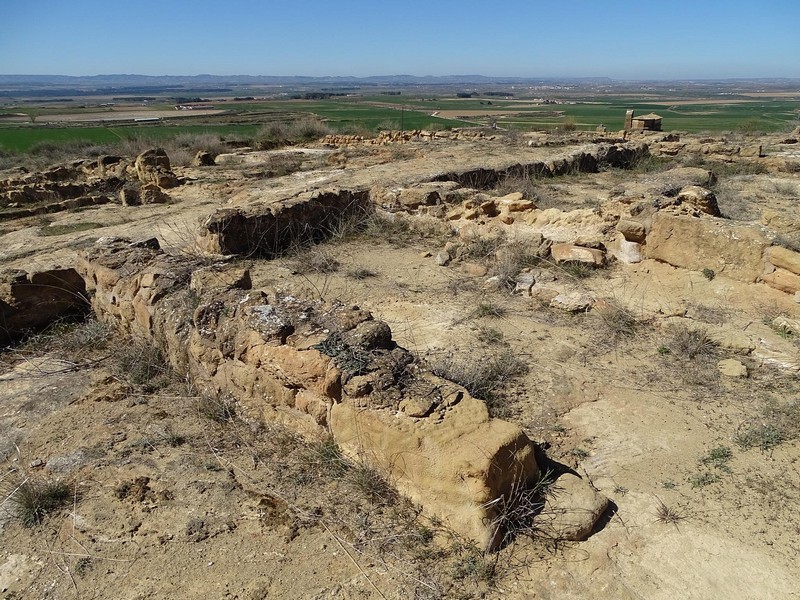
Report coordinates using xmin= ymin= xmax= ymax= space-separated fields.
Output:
xmin=77 ymin=238 xmax=540 ymax=550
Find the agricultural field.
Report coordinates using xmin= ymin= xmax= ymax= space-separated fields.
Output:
xmin=1 ymin=84 xmax=798 ymax=154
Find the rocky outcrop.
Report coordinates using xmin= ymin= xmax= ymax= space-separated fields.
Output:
xmin=196 ymin=189 xmax=371 ymax=256
xmin=78 ymin=238 xmax=545 ymax=550
xmin=321 ymin=128 xmax=495 ymax=147
xmin=134 ymin=148 xmax=179 ymax=189
xmin=0 ymin=268 xmax=88 ymax=344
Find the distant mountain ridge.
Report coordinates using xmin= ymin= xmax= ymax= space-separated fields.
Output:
xmin=0 ymin=74 xmax=615 ymax=88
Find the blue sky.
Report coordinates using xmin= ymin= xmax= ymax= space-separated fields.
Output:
xmin=2 ymin=0 xmax=799 ymax=79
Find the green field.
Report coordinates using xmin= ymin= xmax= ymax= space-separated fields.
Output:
xmin=1 ymin=93 xmax=797 ymax=153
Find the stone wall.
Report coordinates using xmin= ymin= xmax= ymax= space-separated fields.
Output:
xmin=77 ymin=238 xmax=541 ymax=550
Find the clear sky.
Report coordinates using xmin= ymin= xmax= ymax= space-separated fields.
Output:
xmin=2 ymin=0 xmax=799 ymax=79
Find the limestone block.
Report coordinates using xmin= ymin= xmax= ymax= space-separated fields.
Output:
xmin=608 ymin=234 xmax=643 ymax=264
xmin=646 ymin=212 xmax=770 ymax=282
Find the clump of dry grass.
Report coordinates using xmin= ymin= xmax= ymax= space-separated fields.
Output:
xmin=6 ymin=477 xmax=72 ymax=527
xmin=196 ymin=393 xmax=237 ymax=424
xmin=112 ymin=336 xmax=175 ymax=392
xmin=254 ymin=118 xmax=333 ymax=150
xmin=429 ymin=349 xmax=527 ymax=417
xmin=596 ymin=303 xmax=638 ymax=340
xmin=289 ymin=246 xmax=340 ymax=274
xmin=663 ymin=324 xmax=718 ymax=360
xmin=655 ymin=497 xmax=686 ymax=526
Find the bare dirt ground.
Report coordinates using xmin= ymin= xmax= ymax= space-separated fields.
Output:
xmin=1 ymin=131 xmax=799 ymax=599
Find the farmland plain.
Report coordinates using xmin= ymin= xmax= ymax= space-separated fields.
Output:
xmin=1 ymin=79 xmax=798 ymax=152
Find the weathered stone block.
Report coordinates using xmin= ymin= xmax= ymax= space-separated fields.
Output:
xmin=646 ymin=212 xmax=770 ymax=282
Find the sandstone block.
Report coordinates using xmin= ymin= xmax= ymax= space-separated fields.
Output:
xmin=550 ymin=292 xmax=593 ymax=313
xmin=536 ymin=474 xmax=609 ymax=541
xmin=677 ymin=185 xmax=721 ymax=216
xmin=0 ymin=268 xmax=88 ymax=343
xmin=193 ymin=150 xmax=216 ymax=167
xmin=331 ymin=392 xmax=539 ymax=551
xmin=646 ymin=212 xmax=770 ymax=282
xmin=761 ymin=268 xmax=800 ymax=294
xmin=140 ymin=183 xmax=170 ymax=204
xmin=135 ymin=148 xmax=179 ymax=189
xmin=718 ymin=359 xmax=748 ymax=378
xmin=551 ymin=243 xmax=605 ymax=266
xmin=765 ymin=246 xmax=800 ymax=276
xmin=616 ymin=219 xmax=646 ymax=243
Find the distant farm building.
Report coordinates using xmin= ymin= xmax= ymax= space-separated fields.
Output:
xmin=624 ymin=110 xmax=662 ymax=131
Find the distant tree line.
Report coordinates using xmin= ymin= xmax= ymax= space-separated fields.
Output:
xmin=289 ymin=92 xmax=349 ymax=100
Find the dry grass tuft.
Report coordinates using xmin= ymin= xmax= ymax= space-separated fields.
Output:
xmin=655 ymin=497 xmax=686 ymax=526
xmin=7 ymin=477 xmax=72 ymax=527
xmin=430 ymin=349 xmax=527 ymax=417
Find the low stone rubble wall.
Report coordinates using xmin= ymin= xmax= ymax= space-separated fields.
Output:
xmin=77 ymin=238 xmax=543 ymax=550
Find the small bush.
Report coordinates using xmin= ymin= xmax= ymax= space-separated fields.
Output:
xmin=701 ymin=268 xmax=716 ymax=281
xmin=476 ymin=327 xmax=505 ymax=345
xmin=9 ymin=478 xmax=72 ymax=526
